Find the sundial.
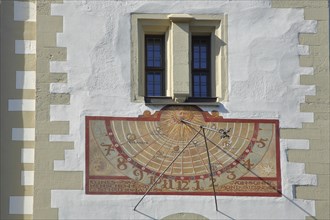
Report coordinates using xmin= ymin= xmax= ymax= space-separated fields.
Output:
xmin=86 ymin=105 xmax=281 ymax=199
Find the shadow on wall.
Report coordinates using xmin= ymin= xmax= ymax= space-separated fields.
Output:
xmin=0 ymin=0 xmax=33 ymax=218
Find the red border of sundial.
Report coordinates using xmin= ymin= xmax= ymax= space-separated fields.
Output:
xmin=85 ymin=105 xmax=282 ymax=197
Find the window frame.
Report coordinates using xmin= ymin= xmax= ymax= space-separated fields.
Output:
xmin=145 ymin=34 xmax=166 ymax=97
xmin=131 ymin=13 xmax=228 ymax=105
xmin=191 ymin=35 xmax=211 ymax=98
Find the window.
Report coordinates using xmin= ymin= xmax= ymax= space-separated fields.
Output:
xmin=145 ymin=35 xmax=165 ymax=97
xmin=192 ymin=36 xmax=211 ymax=98
xmin=131 ymin=14 xmax=228 ymax=104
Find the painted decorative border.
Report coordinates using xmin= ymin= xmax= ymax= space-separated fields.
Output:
xmin=85 ymin=106 xmax=281 ymax=197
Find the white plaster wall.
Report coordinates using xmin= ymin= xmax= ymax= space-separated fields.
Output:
xmin=14 ymin=1 xmax=37 ymax=22
xmin=50 ymin=1 xmax=316 ymax=219
xmin=15 ymin=40 xmax=36 ymax=54
xmin=16 ymin=71 xmax=36 ymax=89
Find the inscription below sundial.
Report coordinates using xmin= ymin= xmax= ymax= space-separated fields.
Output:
xmin=86 ymin=105 xmax=281 ymax=196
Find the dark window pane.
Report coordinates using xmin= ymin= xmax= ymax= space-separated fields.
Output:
xmin=201 ymin=75 xmax=207 ymax=83
xmin=200 ymin=45 xmax=207 ymax=69
xmin=146 ymin=37 xmax=163 ymax=68
xmin=146 ymin=72 xmax=163 ymax=96
xmin=193 ymin=45 xmax=200 ymax=69
xmin=200 ymin=75 xmax=207 ymax=97
xmin=193 ymin=75 xmax=199 ymax=96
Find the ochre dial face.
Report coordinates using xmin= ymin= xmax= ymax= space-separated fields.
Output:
xmin=86 ymin=105 xmax=281 ymax=196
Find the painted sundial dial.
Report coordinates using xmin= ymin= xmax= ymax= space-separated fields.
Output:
xmin=86 ymin=105 xmax=281 ymax=196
